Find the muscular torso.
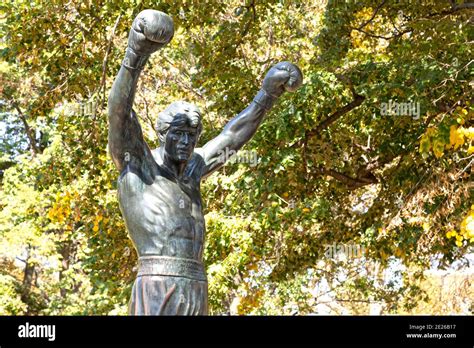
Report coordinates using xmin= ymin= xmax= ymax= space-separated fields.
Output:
xmin=117 ymin=149 xmax=206 ymax=261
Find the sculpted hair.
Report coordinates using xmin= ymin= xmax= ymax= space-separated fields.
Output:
xmin=156 ymin=101 xmax=202 ymax=138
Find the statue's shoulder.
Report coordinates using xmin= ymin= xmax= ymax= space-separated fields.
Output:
xmin=193 ymin=148 xmax=205 ymax=162
xmin=187 ymin=149 xmax=206 ymax=179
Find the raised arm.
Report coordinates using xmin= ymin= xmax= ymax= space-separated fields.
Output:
xmin=108 ymin=10 xmax=174 ymax=173
xmin=200 ymin=62 xmax=303 ymax=177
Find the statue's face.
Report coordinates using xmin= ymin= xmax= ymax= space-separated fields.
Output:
xmin=164 ymin=123 xmax=199 ymax=163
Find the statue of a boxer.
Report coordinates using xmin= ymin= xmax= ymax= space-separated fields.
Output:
xmin=108 ymin=9 xmax=302 ymax=315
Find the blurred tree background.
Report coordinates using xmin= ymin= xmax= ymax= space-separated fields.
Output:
xmin=0 ymin=0 xmax=472 ymax=315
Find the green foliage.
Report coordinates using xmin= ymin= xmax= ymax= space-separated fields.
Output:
xmin=0 ymin=0 xmax=472 ymax=315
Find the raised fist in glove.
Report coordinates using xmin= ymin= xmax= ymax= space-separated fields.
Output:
xmin=262 ymin=61 xmax=303 ymax=98
xmin=127 ymin=9 xmax=174 ymax=56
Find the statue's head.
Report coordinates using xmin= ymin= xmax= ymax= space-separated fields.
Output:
xmin=156 ymin=101 xmax=202 ymax=163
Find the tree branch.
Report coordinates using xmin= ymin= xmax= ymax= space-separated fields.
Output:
xmin=356 ymin=0 xmax=387 ymax=30
xmin=306 ymin=92 xmax=365 ymax=138
xmin=428 ymin=1 xmax=474 ymax=17
xmin=350 ymin=26 xmax=412 ymax=40
xmin=317 ymin=167 xmax=378 ymax=190
xmin=12 ymin=102 xmax=39 ymax=156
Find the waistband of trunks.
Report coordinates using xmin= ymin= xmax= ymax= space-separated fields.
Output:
xmin=137 ymin=255 xmax=207 ymax=281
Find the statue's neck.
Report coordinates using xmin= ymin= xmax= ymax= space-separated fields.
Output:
xmin=160 ymin=148 xmax=187 ymax=179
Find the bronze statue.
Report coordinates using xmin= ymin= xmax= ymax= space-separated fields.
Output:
xmin=108 ymin=9 xmax=303 ymax=315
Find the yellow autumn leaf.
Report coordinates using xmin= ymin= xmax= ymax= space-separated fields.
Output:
xmin=432 ymin=140 xmax=444 ymax=158
xmin=426 ymin=127 xmax=436 ymax=136
xmin=460 ymin=214 xmax=474 ymax=239
xmin=459 ymin=127 xmax=474 ymax=140
xmin=47 ymin=209 xmax=55 ymax=220
xmin=394 ymin=247 xmax=403 ymax=258
xmin=449 ymin=125 xmax=465 ymax=150
xmin=248 ymin=263 xmax=258 ymax=271
xmin=419 ymin=136 xmax=431 ymax=154
xmin=393 ymin=88 xmax=405 ymax=97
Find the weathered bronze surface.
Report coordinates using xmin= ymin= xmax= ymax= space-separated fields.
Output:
xmin=108 ymin=9 xmax=303 ymax=315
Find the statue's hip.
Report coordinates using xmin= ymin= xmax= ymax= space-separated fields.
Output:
xmin=137 ymin=255 xmax=206 ymax=281
xmin=128 ymin=255 xmax=208 ymax=315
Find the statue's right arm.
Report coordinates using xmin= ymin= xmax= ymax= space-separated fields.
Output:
xmin=107 ymin=10 xmax=174 ymax=173
xmin=108 ymin=65 xmax=150 ymax=173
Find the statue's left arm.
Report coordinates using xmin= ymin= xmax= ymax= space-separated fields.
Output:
xmin=200 ymin=62 xmax=303 ymax=178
